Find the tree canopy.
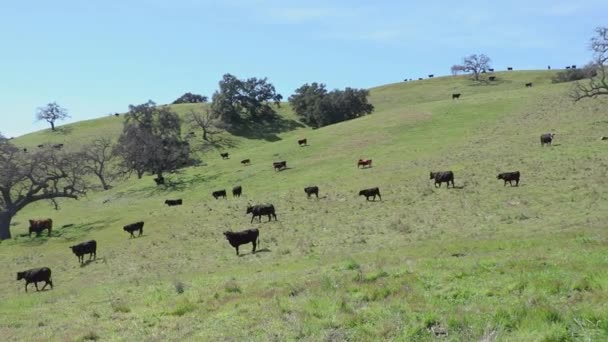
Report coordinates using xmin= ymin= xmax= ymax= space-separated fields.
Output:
xmin=36 ymin=102 xmax=70 ymax=131
xmin=572 ymin=26 xmax=608 ymax=101
xmin=172 ymin=92 xmax=208 ymax=104
xmin=452 ymin=54 xmax=491 ymax=81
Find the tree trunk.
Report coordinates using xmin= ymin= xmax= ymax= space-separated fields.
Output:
xmin=0 ymin=211 xmax=14 ymax=240
xmin=50 ymin=121 xmax=55 ymax=131
xmin=96 ymin=171 xmax=111 ymax=190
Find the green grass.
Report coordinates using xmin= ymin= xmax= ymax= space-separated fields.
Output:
xmin=2 ymin=71 xmax=608 ymax=341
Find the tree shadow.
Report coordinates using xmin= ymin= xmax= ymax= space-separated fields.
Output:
xmin=225 ymin=116 xmax=305 ymax=142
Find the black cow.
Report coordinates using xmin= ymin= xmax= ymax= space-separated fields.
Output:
xmin=23 ymin=148 xmax=28 ymax=153
xmin=566 ymin=66 xmax=571 ymax=69
xmin=507 ymin=67 xmax=513 ymax=71
xmin=428 ymin=74 xmax=434 ymax=78
xmin=572 ymin=65 xmax=577 ymax=69
xmin=69 ymin=240 xmax=97 ymax=264
xmin=488 ymin=68 xmax=495 ymax=72
xmin=220 ymin=152 xmax=229 ymax=159
xmin=232 ymin=185 xmax=242 ymax=198
xmin=540 ymin=133 xmax=555 ymax=146
xmin=17 ymin=267 xmax=53 ymax=292
xmin=53 ymin=144 xmax=64 ymax=149
xmin=164 ymin=199 xmax=182 ymax=206
xmin=123 ymin=221 xmax=144 ymax=238
xmin=37 ymin=144 xmax=44 ymax=148
xmin=212 ymin=190 xmax=227 ymax=199
xmin=154 ymin=177 xmax=165 ymax=185
xmin=114 ymin=113 xmax=120 ymax=117
xmin=223 ymin=228 xmax=259 ymax=256
xmin=273 ymin=161 xmax=287 ymax=171
xmin=497 ymin=171 xmax=520 ymax=187
xmin=547 ymin=65 xmax=551 ymax=70
xmin=525 ymin=83 xmax=533 ymax=87
xmin=359 ymin=187 xmax=381 ymax=201
xmin=29 ymin=219 xmax=52 ymax=237
xmin=298 ymin=138 xmax=307 ymax=146
xmin=418 ymin=78 xmax=423 ymax=80
xmin=246 ymin=204 xmax=277 ymax=223
xmin=241 ymin=159 xmax=251 ymax=166
xmin=430 ymin=171 xmax=455 ymax=188
xmin=489 ymin=76 xmax=496 ymax=81
xmin=452 ymin=93 xmax=461 ymax=100
xmin=304 ymin=186 xmax=319 ymax=198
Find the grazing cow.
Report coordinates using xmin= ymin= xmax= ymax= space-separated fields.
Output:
xmin=37 ymin=144 xmax=44 ymax=148
xmin=428 ymin=74 xmax=434 ymax=78
xmin=357 ymin=159 xmax=372 ymax=168
xmin=241 ymin=159 xmax=251 ymax=166
xmin=488 ymin=68 xmax=495 ymax=72
xmin=359 ymin=187 xmax=381 ymax=201
xmin=507 ymin=67 xmax=513 ymax=71
xmin=430 ymin=171 xmax=455 ymax=188
xmin=489 ymin=76 xmax=496 ymax=81
xmin=220 ymin=152 xmax=229 ymax=159
xmin=154 ymin=177 xmax=165 ymax=185
xmin=223 ymin=228 xmax=259 ymax=256
xmin=212 ymin=190 xmax=227 ymax=199
xmin=452 ymin=93 xmax=461 ymax=100
xmin=246 ymin=204 xmax=277 ymax=223
xmin=273 ymin=161 xmax=287 ymax=171
xmin=232 ymin=185 xmax=242 ymax=198
xmin=304 ymin=186 xmax=319 ymax=198
xmin=540 ymin=133 xmax=555 ymax=146
xmin=69 ymin=240 xmax=97 ymax=264
xmin=298 ymin=138 xmax=307 ymax=146
xmin=164 ymin=199 xmax=182 ymax=206
xmin=123 ymin=221 xmax=144 ymax=238
xmin=497 ymin=171 xmax=520 ymax=187
xmin=29 ymin=219 xmax=52 ymax=237
xmin=16 ymin=267 xmax=53 ymax=292
xmin=525 ymin=83 xmax=533 ymax=87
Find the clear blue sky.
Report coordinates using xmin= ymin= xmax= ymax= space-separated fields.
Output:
xmin=1 ymin=0 xmax=606 ymax=137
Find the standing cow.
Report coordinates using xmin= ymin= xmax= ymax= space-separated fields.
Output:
xmin=29 ymin=219 xmax=52 ymax=237
xmin=16 ymin=267 xmax=53 ymax=292
xmin=232 ymin=185 xmax=242 ymax=198
xmin=298 ymin=138 xmax=307 ymax=146
xmin=123 ymin=221 xmax=144 ymax=238
xmin=212 ymin=190 xmax=227 ymax=199
xmin=497 ymin=171 xmax=520 ymax=187
xmin=273 ymin=161 xmax=287 ymax=171
xmin=223 ymin=228 xmax=259 ymax=256
xmin=304 ymin=186 xmax=319 ymax=198
xmin=540 ymin=133 xmax=555 ymax=146
xmin=246 ymin=204 xmax=277 ymax=223
xmin=430 ymin=171 xmax=455 ymax=188
xmin=69 ymin=240 xmax=97 ymax=264
xmin=357 ymin=159 xmax=372 ymax=168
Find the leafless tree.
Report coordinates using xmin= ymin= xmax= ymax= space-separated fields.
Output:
xmin=36 ymin=102 xmax=70 ymax=131
xmin=0 ymin=140 xmax=88 ymax=240
xmin=453 ymin=54 xmax=491 ymax=81
xmin=186 ymin=108 xmax=222 ymax=142
xmin=572 ymin=27 xmax=608 ymax=102
xmin=80 ymin=137 xmax=116 ymax=190
xmin=451 ymin=64 xmax=467 ymax=76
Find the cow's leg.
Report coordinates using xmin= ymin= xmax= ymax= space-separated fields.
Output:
xmin=48 ymin=279 xmax=53 ymax=289
xmin=378 ymin=194 xmax=382 ymax=201
xmin=41 ymin=281 xmax=48 ymax=290
xmin=252 ymin=241 xmax=257 ymax=254
xmin=25 ymin=282 xmax=29 ymax=292
xmin=235 ymin=246 xmax=239 ymax=255
xmin=315 ymin=193 xmax=318 ymax=198
xmin=273 ymin=213 xmax=277 ymax=221
xmin=250 ymin=215 xmax=255 ymax=223
xmin=515 ymin=179 xmax=519 ymax=187
xmin=34 ymin=282 xmax=39 ymax=291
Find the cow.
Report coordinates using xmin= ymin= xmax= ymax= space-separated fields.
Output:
xmin=304 ymin=186 xmax=319 ymax=198
xmin=357 ymin=159 xmax=372 ymax=168
xmin=489 ymin=76 xmax=496 ymax=81
xmin=23 ymin=148 xmax=28 ymax=153
xmin=547 ymin=65 xmax=551 ymax=70
xmin=164 ymin=199 xmax=182 ymax=206
xmin=488 ymin=68 xmax=495 ymax=72
xmin=114 ymin=113 xmax=120 ymax=117
xmin=212 ymin=190 xmax=227 ymax=199
xmin=452 ymin=93 xmax=461 ymax=100
xmin=53 ymin=144 xmax=64 ymax=149
xmin=566 ymin=66 xmax=571 ymax=69
xmin=418 ymin=78 xmax=423 ymax=80
xmin=298 ymin=138 xmax=307 ymax=146
xmin=572 ymin=65 xmax=577 ymax=69
xmin=223 ymin=228 xmax=259 ymax=256
xmin=430 ymin=171 xmax=455 ymax=188
xmin=220 ymin=152 xmax=229 ymax=159
xmin=69 ymin=240 xmax=97 ymax=264
xmin=273 ymin=161 xmax=287 ymax=171
xmin=232 ymin=185 xmax=242 ymax=198
xmin=507 ymin=67 xmax=513 ymax=71
xmin=154 ymin=177 xmax=165 ymax=185
xmin=16 ymin=267 xmax=53 ymax=292
xmin=428 ymin=74 xmax=434 ymax=78
xmin=123 ymin=221 xmax=144 ymax=238
xmin=497 ymin=171 xmax=520 ymax=187
xmin=525 ymin=83 xmax=533 ymax=87
xmin=241 ymin=159 xmax=251 ymax=166
xmin=246 ymin=204 xmax=277 ymax=223
xmin=540 ymin=133 xmax=555 ymax=146
xmin=359 ymin=187 xmax=381 ymax=201
xmin=37 ymin=144 xmax=44 ymax=148
xmin=29 ymin=219 xmax=52 ymax=237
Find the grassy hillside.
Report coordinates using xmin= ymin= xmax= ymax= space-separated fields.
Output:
xmin=2 ymin=71 xmax=608 ymax=341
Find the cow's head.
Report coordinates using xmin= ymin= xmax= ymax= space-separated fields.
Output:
xmin=246 ymin=205 xmax=253 ymax=214
xmin=223 ymin=231 xmax=232 ymax=239
xmin=430 ymin=172 xmax=436 ymax=179
xmin=16 ymin=272 xmax=25 ymax=280
xmin=358 ymin=190 xmax=366 ymax=196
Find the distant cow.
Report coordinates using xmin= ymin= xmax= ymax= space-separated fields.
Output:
xmin=489 ymin=76 xmax=496 ymax=81
xmin=304 ymin=186 xmax=319 ymax=198
xmin=220 ymin=152 xmax=229 ymax=159
xmin=53 ymin=143 xmax=64 ymax=149
xmin=430 ymin=171 xmax=455 ymax=188
xmin=357 ymin=159 xmax=372 ymax=168
xmin=123 ymin=221 xmax=144 ymax=238
xmin=23 ymin=148 xmax=27 ymax=153
xmin=452 ymin=93 xmax=461 ymax=100
xmin=547 ymin=65 xmax=551 ymax=70
xmin=298 ymin=138 xmax=307 ymax=146
xmin=428 ymin=74 xmax=434 ymax=78
xmin=223 ymin=228 xmax=259 ymax=256
xmin=507 ymin=67 xmax=513 ymax=71
xmin=418 ymin=78 xmax=423 ymax=80
xmin=69 ymin=240 xmax=97 ymax=264
xmin=572 ymin=65 xmax=577 ymax=69
xmin=241 ymin=159 xmax=251 ymax=166
xmin=232 ymin=185 xmax=242 ymax=198
xmin=164 ymin=199 xmax=182 ymax=206
xmin=246 ymin=204 xmax=277 ymax=223
xmin=540 ymin=133 xmax=555 ymax=146
xmin=525 ymin=83 xmax=533 ymax=87
xmin=273 ymin=161 xmax=287 ymax=171
xmin=16 ymin=267 xmax=53 ymax=292
xmin=154 ymin=177 xmax=165 ymax=185
xmin=29 ymin=219 xmax=52 ymax=237
xmin=497 ymin=171 xmax=520 ymax=187
xmin=359 ymin=187 xmax=381 ymax=201
xmin=114 ymin=113 xmax=120 ymax=117
xmin=37 ymin=144 xmax=44 ymax=148
xmin=488 ymin=68 xmax=495 ymax=72
xmin=212 ymin=190 xmax=227 ymax=199
xmin=566 ymin=66 xmax=571 ymax=69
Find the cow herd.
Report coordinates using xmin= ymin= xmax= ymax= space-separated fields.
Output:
xmin=15 ymin=132 xmax=556 ymax=292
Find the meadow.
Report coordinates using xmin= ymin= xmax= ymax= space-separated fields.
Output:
xmin=1 ymin=71 xmax=608 ymax=341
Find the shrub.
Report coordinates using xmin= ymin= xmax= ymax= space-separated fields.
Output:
xmin=552 ymin=64 xmax=598 ymax=83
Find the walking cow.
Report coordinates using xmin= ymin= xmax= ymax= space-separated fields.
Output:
xmin=359 ymin=187 xmax=381 ymax=201
xmin=123 ymin=221 xmax=144 ymax=238
xmin=212 ymin=190 xmax=227 ymax=199
xmin=430 ymin=171 xmax=455 ymax=188
xmin=540 ymin=133 xmax=555 ymax=146
xmin=16 ymin=267 xmax=53 ymax=292
xmin=304 ymin=186 xmax=319 ymax=198
xmin=246 ymin=204 xmax=277 ymax=223
xmin=223 ymin=228 xmax=259 ymax=256
xmin=273 ymin=161 xmax=287 ymax=171
xmin=357 ymin=159 xmax=372 ymax=168
xmin=298 ymin=138 xmax=307 ymax=146
xmin=69 ymin=240 xmax=97 ymax=264
xmin=497 ymin=171 xmax=520 ymax=187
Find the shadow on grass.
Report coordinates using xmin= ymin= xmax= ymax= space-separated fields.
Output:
xmin=54 ymin=126 xmax=74 ymax=135
xmin=239 ymin=248 xmax=271 ymax=257
xmin=80 ymin=257 xmax=105 ymax=268
xmin=225 ymin=116 xmax=305 ymax=142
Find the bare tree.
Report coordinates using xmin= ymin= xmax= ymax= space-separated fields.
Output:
xmin=0 ymin=140 xmax=88 ymax=240
xmin=186 ymin=108 xmax=222 ymax=142
xmin=451 ymin=64 xmax=467 ymax=76
xmin=36 ymin=102 xmax=70 ymax=131
xmin=80 ymin=138 xmax=116 ymax=190
xmin=572 ymin=27 xmax=608 ymax=102
xmin=453 ymin=54 xmax=491 ymax=81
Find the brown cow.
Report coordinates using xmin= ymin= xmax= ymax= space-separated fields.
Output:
xmin=357 ymin=159 xmax=372 ymax=168
xmin=29 ymin=219 xmax=52 ymax=237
